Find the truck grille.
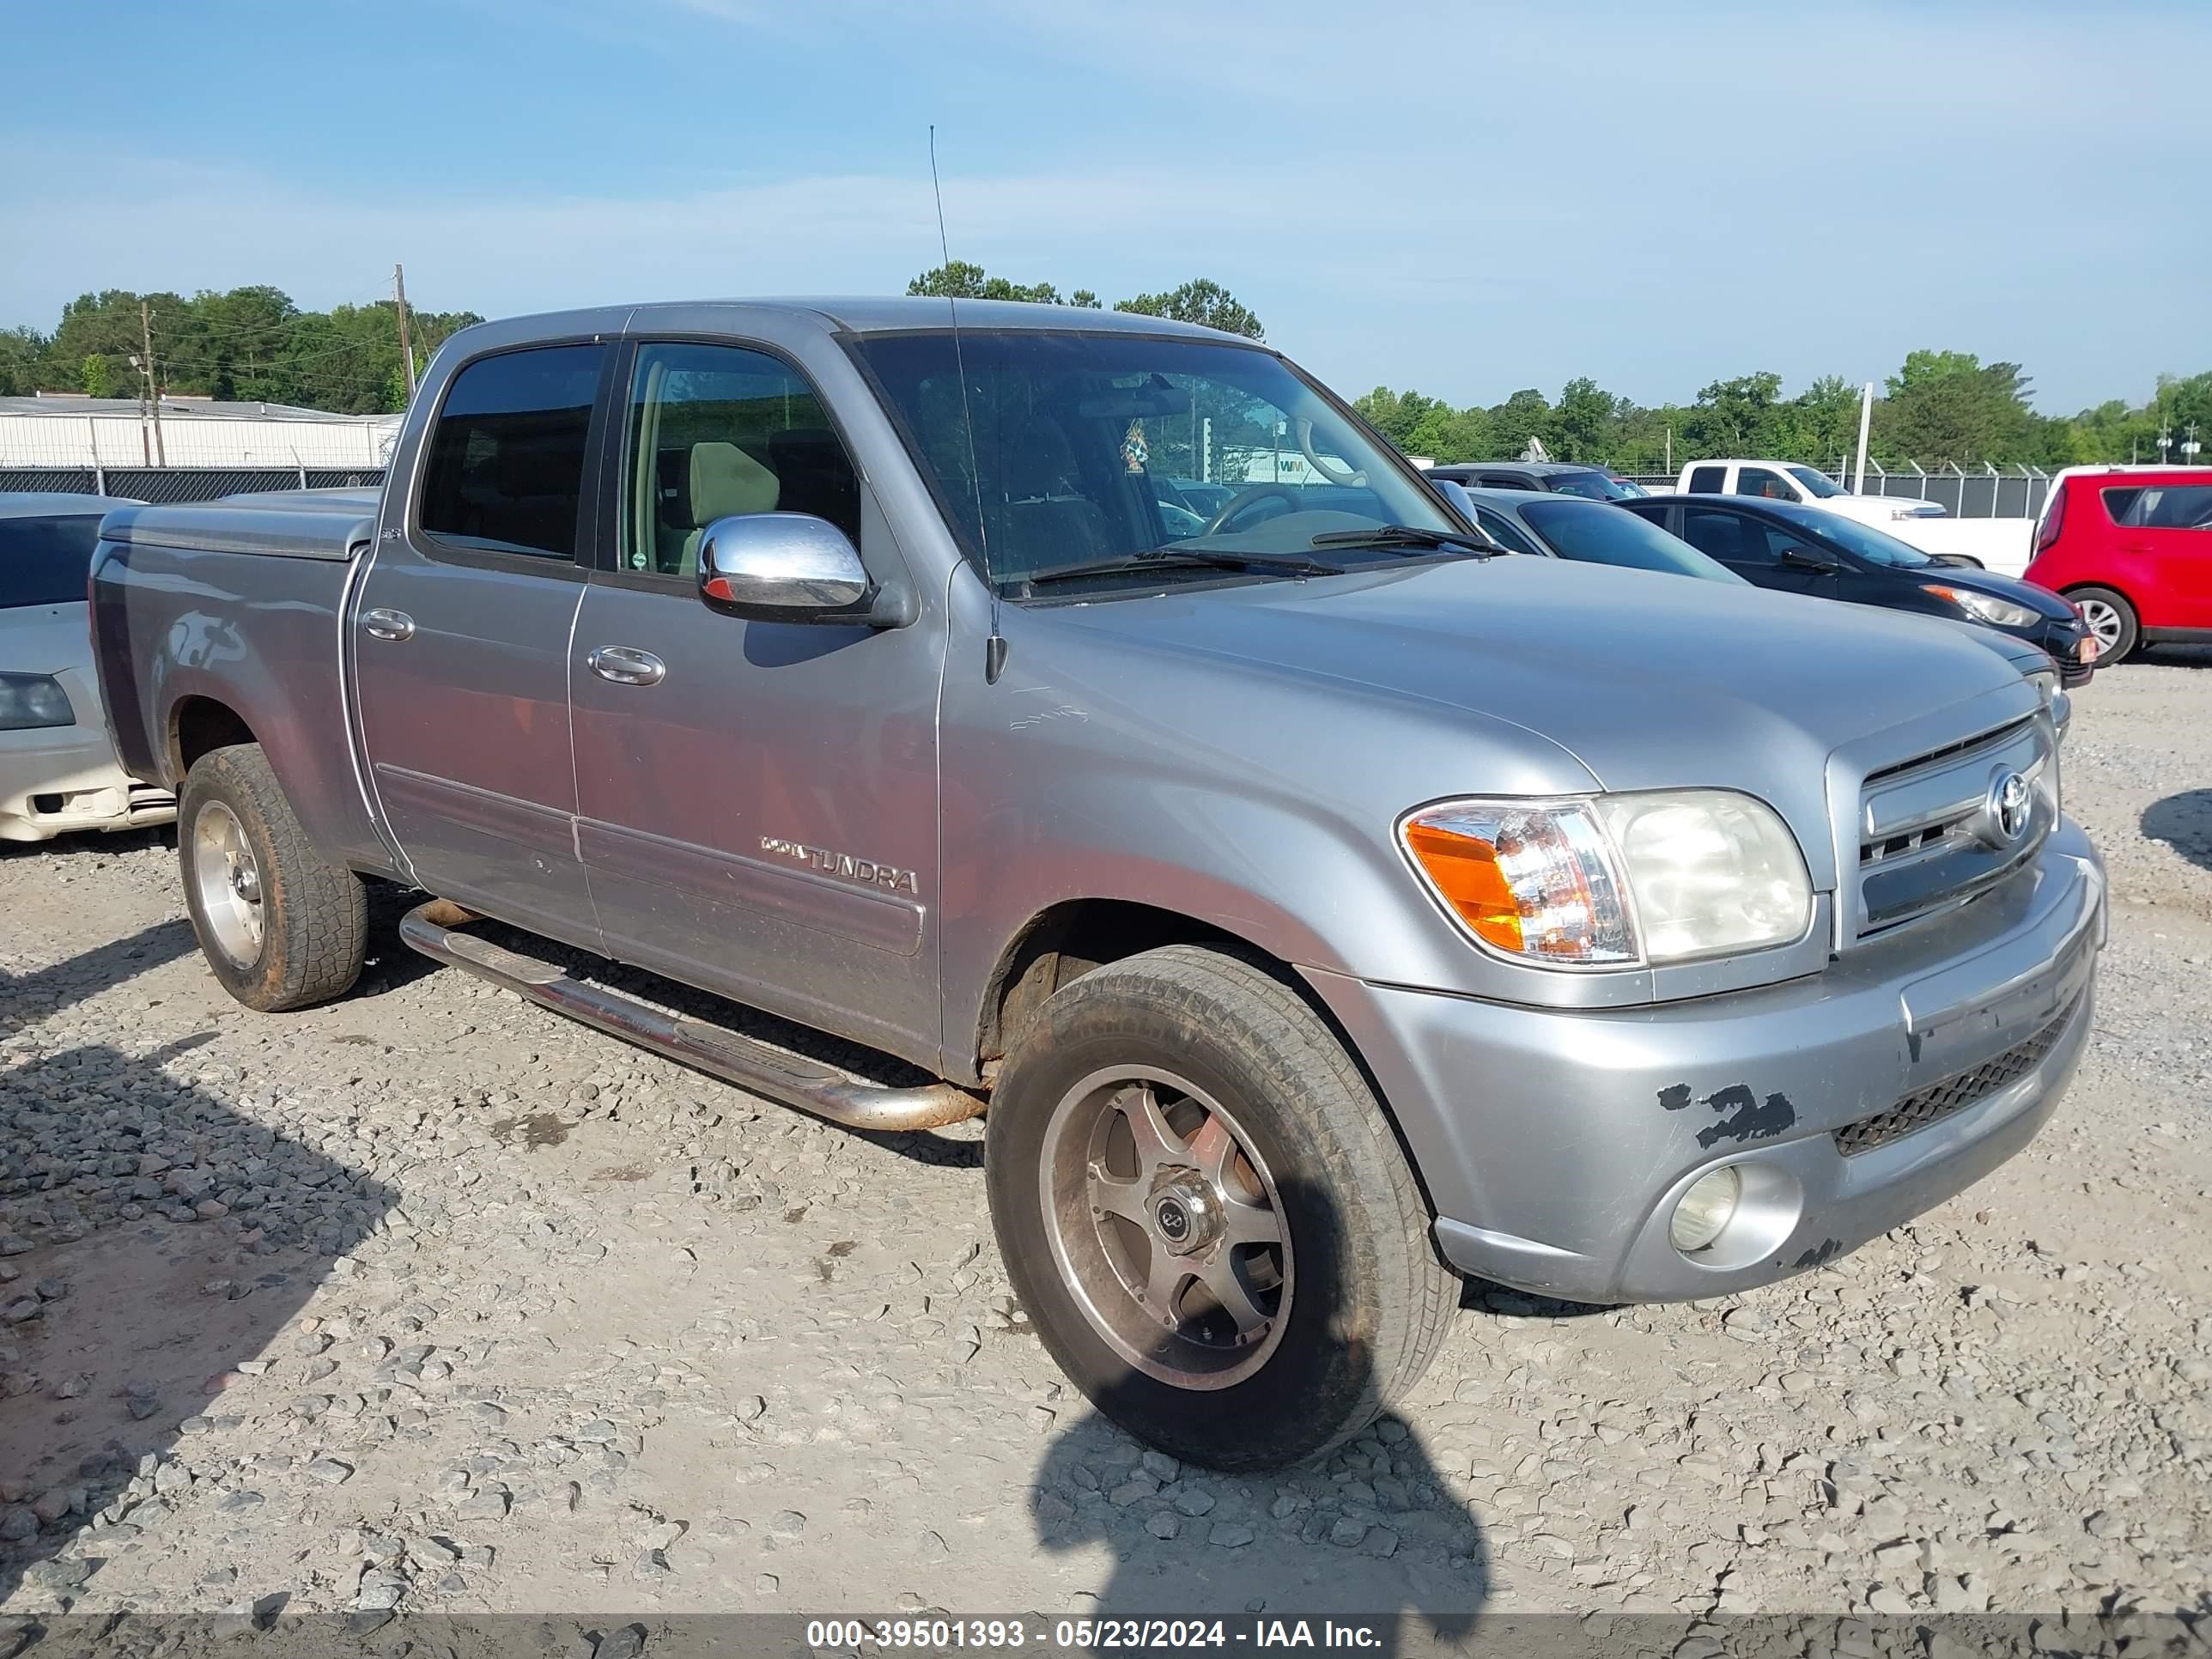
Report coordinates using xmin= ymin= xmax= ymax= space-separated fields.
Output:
xmin=1853 ymin=715 xmax=2051 ymax=938
xmin=1833 ymin=991 xmax=2081 ymax=1157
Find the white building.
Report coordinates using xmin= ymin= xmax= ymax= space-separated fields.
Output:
xmin=0 ymin=392 xmax=400 ymax=471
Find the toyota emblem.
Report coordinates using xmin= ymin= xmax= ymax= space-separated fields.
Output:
xmin=1982 ymin=769 xmax=2033 ymax=847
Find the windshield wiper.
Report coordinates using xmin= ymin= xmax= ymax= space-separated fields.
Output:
xmin=1309 ymin=523 xmax=1497 ymax=556
xmin=1009 ymin=549 xmax=1346 ymax=592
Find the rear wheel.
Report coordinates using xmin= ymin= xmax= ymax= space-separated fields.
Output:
xmin=2070 ymin=586 xmax=2139 ymax=664
xmin=179 ymin=743 xmax=367 ymax=1012
xmin=985 ymin=945 xmax=1455 ymax=1470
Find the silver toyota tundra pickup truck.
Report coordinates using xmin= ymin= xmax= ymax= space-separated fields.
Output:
xmin=88 ymin=300 xmax=2104 ymax=1469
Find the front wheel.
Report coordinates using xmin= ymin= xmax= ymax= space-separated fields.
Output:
xmin=2070 ymin=586 xmax=2139 ymax=664
xmin=985 ymin=945 xmax=1455 ymax=1470
xmin=179 ymin=743 xmax=368 ymax=1012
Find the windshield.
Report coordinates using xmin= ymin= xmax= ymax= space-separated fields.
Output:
xmin=848 ymin=331 xmax=1457 ymax=591
xmin=0 ymin=514 xmax=103 ymax=609
xmin=1521 ymin=500 xmax=1746 ymax=583
xmin=1547 ymin=470 xmax=1647 ymax=503
xmin=1769 ymin=503 xmax=1935 ymax=568
xmin=1786 ymin=465 xmax=1846 ymax=499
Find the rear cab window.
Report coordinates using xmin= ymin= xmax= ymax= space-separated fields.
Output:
xmin=0 ymin=514 xmax=104 ymax=608
xmin=417 ymin=344 xmax=607 ymax=561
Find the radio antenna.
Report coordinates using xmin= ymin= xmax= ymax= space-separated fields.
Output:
xmin=930 ymin=124 xmax=1006 ymax=684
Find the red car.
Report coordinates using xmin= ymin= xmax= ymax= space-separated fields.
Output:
xmin=2024 ymin=466 xmax=2212 ymax=662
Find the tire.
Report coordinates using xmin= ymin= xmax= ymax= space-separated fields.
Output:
xmin=2069 ymin=586 xmax=2139 ymax=665
xmin=179 ymin=743 xmax=368 ymax=1012
xmin=986 ymin=944 xmax=1455 ymax=1470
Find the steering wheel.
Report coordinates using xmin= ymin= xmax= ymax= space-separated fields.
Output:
xmin=1202 ymin=483 xmax=1305 ymax=537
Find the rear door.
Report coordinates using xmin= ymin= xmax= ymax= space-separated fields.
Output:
xmin=352 ymin=341 xmax=611 ymax=948
xmin=567 ymin=335 xmax=944 ymax=1063
xmin=2106 ymin=481 xmax=2212 ymax=629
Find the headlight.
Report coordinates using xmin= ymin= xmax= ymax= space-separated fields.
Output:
xmin=1401 ymin=789 xmax=1813 ymax=968
xmin=2024 ymin=666 xmax=2058 ymax=706
xmin=1923 ymin=585 xmax=2039 ymax=628
xmin=0 ymin=672 xmax=75 ymax=732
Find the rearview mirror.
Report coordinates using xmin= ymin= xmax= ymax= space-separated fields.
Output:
xmin=696 ymin=513 xmax=914 ymax=628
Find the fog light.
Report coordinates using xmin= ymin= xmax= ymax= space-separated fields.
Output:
xmin=1670 ymin=1166 xmax=1742 ymax=1254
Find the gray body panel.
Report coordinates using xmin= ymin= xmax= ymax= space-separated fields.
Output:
xmin=85 ymin=297 xmax=2102 ymax=1305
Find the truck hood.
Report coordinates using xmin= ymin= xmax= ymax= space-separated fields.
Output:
xmin=1 ymin=600 xmax=94 ymax=678
xmin=1039 ymin=556 xmax=2029 ymax=879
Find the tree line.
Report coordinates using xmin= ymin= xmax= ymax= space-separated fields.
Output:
xmin=3 ymin=273 xmax=2203 ymax=471
xmin=0 ymin=287 xmax=483 ymax=416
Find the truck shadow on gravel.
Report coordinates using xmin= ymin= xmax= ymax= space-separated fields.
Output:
xmin=1028 ymin=1180 xmax=1489 ymax=1653
xmin=0 ymin=920 xmax=199 ymax=1030
xmin=0 ymin=1041 xmax=395 ymax=1609
xmin=2142 ymin=790 xmax=2212 ymax=873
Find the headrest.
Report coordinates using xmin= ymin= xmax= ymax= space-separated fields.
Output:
xmin=684 ymin=441 xmax=780 ymax=526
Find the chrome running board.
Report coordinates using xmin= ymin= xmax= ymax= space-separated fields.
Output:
xmin=399 ymin=900 xmax=983 ymax=1133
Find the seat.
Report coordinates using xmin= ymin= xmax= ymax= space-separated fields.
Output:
xmin=659 ymin=441 xmax=781 ymax=576
xmin=997 ymin=418 xmax=1118 ymax=579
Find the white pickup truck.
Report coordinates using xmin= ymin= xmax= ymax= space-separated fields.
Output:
xmin=1668 ymin=459 xmax=1947 ymax=527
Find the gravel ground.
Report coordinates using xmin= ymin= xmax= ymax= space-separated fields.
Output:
xmin=1 ymin=663 xmax=2209 ymax=1648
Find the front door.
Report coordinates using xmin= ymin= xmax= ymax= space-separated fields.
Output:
xmin=352 ymin=341 xmax=609 ymax=948
xmin=568 ymin=338 xmax=944 ymax=1066
xmin=1680 ymin=506 xmax=1839 ymax=598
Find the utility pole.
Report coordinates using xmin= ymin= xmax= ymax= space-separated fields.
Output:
xmin=1853 ymin=381 xmax=1875 ymax=495
xmin=139 ymin=301 xmax=167 ymax=466
xmin=393 ymin=264 xmax=417 ymax=399
xmin=2158 ymin=425 xmax=2173 ymax=463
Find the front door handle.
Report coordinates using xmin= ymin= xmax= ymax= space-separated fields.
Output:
xmin=361 ymin=607 xmax=415 ymax=641
xmin=586 ymin=645 xmax=666 ymax=687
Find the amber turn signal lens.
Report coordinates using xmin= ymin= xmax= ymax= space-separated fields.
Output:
xmin=1403 ymin=820 xmax=1525 ymax=953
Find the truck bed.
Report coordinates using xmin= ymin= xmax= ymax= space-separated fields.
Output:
xmin=89 ymin=489 xmax=398 ymax=875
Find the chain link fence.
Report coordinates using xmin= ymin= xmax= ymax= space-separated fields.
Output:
xmin=0 ymin=466 xmax=386 ymax=504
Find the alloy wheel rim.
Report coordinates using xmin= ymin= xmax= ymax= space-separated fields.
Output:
xmin=191 ymin=800 xmax=264 ymax=968
xmin=1038 ymin=1064 xmax=1292 ymax=1389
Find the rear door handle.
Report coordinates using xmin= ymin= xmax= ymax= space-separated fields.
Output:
xmin=362 ymin=608 xmax=415 ymax=641
xmin=586 ymin=645 xmax=665 ymax=686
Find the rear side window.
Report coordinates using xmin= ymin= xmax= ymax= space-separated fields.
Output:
xmin=2106 ymin=483 xmax=2212 ymax=530
xmin=1686 ymin=465 xmax=1726 ymax=493
xmin=0 ymin=514 xmax=103 ymax=608
xmin=418 ymin=345 xmax=606 ymax=560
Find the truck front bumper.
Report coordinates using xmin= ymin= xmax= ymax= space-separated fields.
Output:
xmin=1306 ymin=818 xmax=2104 ymax=1304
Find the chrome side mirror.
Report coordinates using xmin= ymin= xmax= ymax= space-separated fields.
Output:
xmin=696 ymin=513 xmax=913 ymax=628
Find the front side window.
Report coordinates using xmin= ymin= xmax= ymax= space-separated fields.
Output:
xmin=1681 ymin=507 xmax=1779 ymax=565
xmin=1786 ymin=465 xmax=1846 ymax=498
xmin=2108 ymin=483 xmax=2212 ymax=531
xmin=1686 ymin=465 xmax=1726 ymax=493
xmin=1737 ymin=466 xmax=1796 ymax=501
xmin=849 ymin=330 xmax=1458 ymax=592
xmin=1522 ymin=500 xmax=1745 ymax=583
xmin=618 ymin=342 xmax=862 ymax=578
xmin=418 ymin=345 xmax=605 ymax=560
xmin=0 ymin=514 xmax=103 ymax=608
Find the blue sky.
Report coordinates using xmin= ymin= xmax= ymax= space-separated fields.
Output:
xmin=4 ymin=0 xmax=2204 ymax=413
